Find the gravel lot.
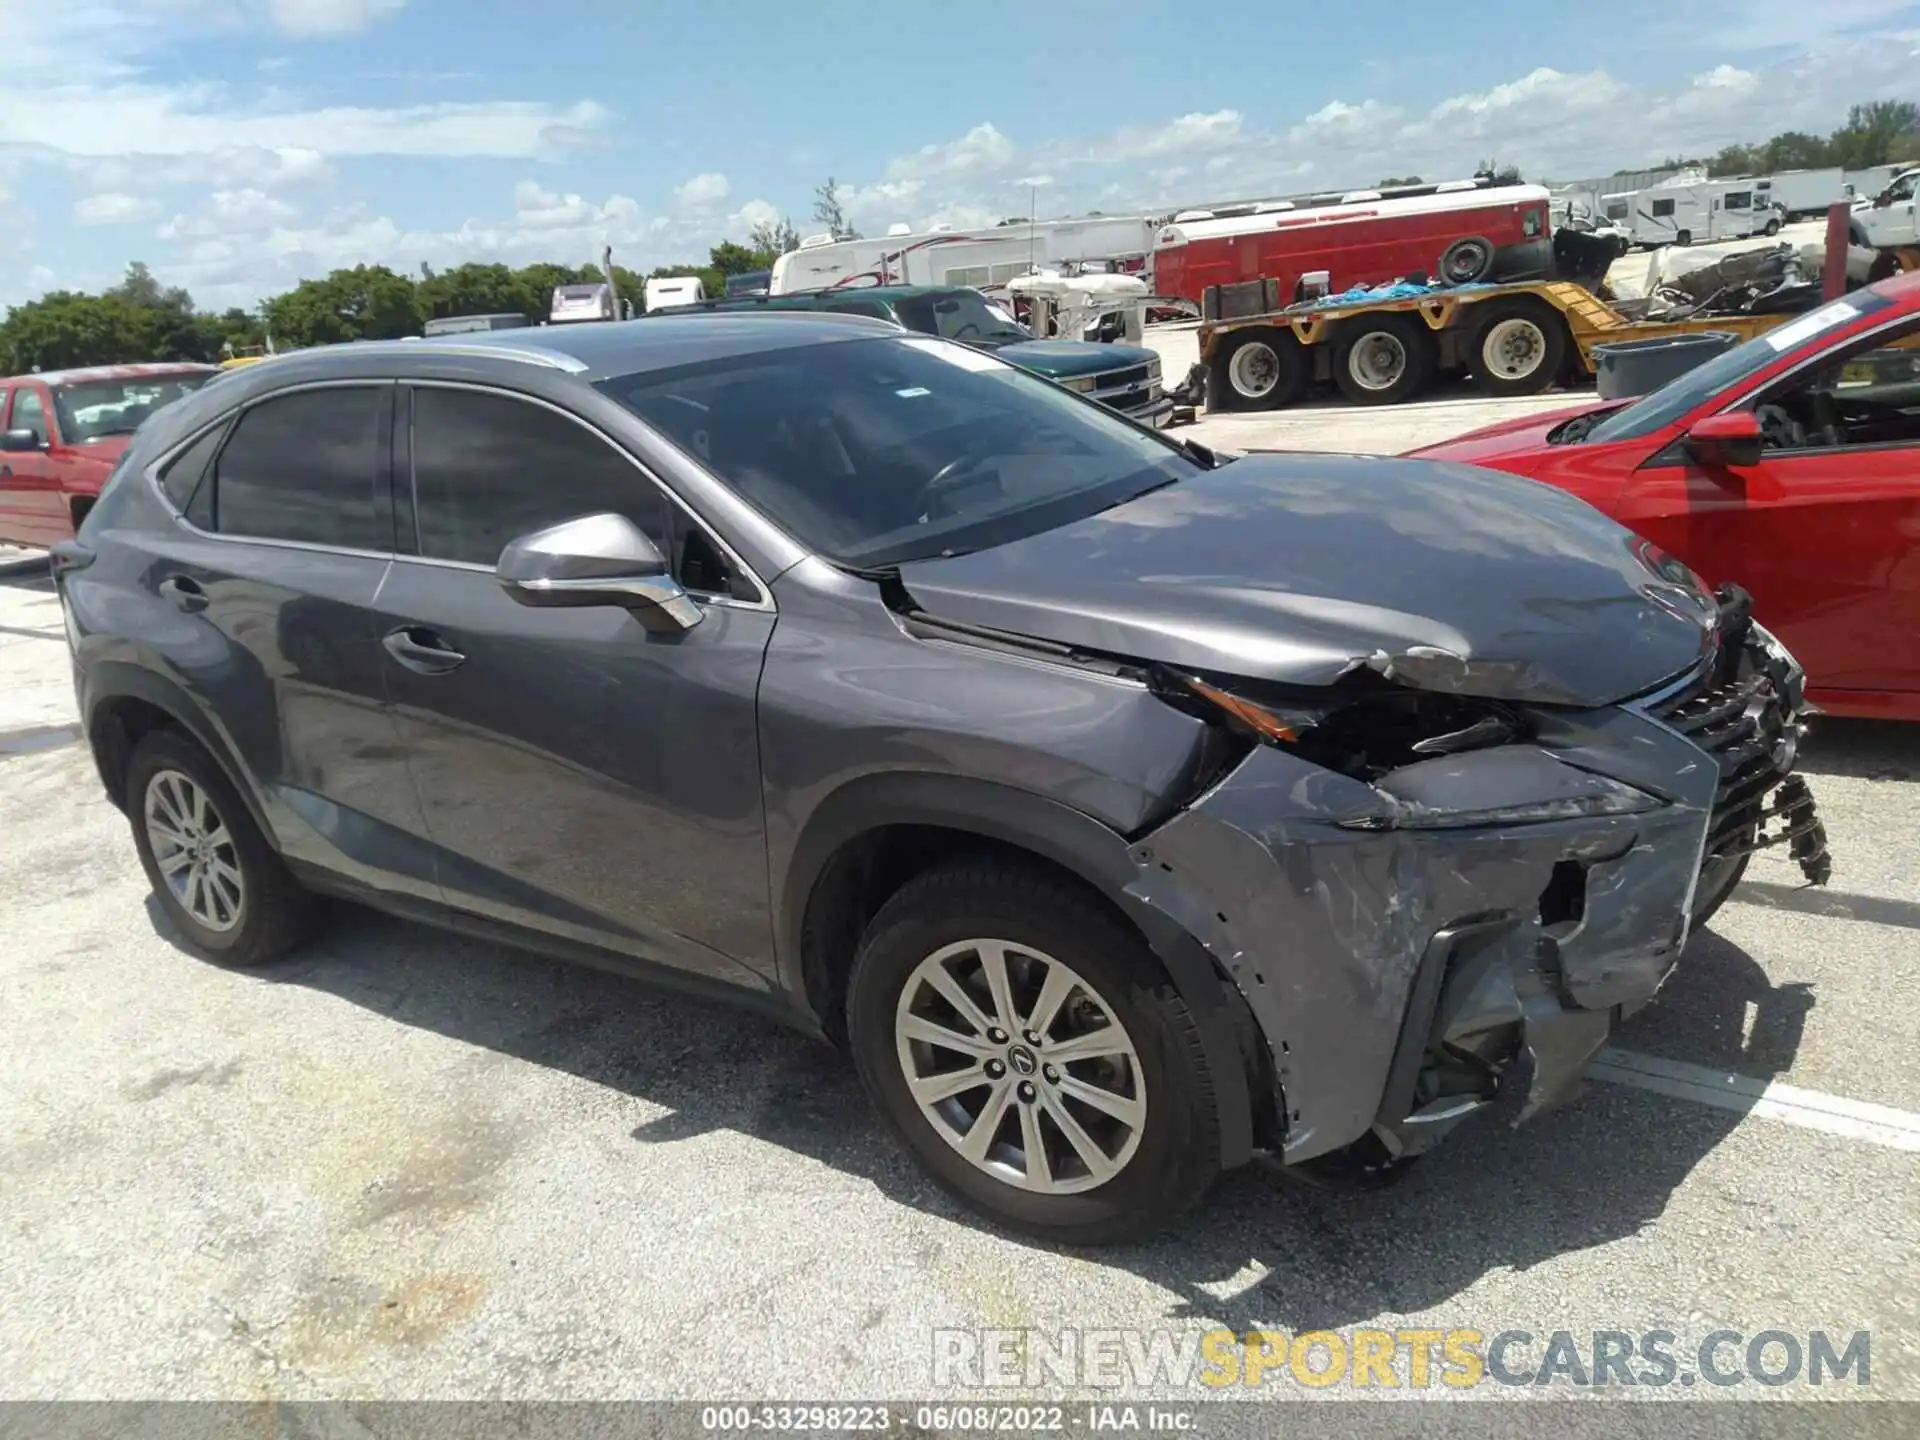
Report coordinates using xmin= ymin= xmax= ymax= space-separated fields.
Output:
xmin=1 ymin=381 xmax=1916 ymax=1415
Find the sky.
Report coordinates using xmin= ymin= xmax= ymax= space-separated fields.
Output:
xmin=3 ymin=0 xmax=1918 ymax=313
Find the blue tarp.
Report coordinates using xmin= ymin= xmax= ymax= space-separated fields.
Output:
xmin=1290 ymin=279 xmax=1501 ymax=313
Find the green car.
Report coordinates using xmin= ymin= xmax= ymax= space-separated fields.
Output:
xmin=669 ymin=284 xmax=1173 ymax=428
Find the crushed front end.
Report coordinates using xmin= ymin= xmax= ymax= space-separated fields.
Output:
xmin=1125 ymin=589 xmax=1830 ymax=1170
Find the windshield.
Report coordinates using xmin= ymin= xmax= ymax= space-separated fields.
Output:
xmin=53 ymin=374 xmax=212 ymax=442
xmin=1583 ymin=291 xmax=1893 ymax=445
xmin=892 ymin=290 xmax=1031 ymax=346
xmin=600 ymin=334 xmax=1195 ymax=566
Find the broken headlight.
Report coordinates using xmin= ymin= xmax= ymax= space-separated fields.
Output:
xmin=1166 ymin=676 xmax=1528 ymax=783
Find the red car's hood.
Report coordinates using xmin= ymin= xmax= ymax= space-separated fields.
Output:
xmin=1405 ymin=399 xmax=1620 ymax=468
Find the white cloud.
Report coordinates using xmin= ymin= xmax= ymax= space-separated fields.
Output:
xmin=77 ymin=145 xmax=336 ymax=194
xmin=1288 ymin=99 xmax=1405 ymax=152
xmin=884 ymin=122 xmax=1015 ymax=180
xmin=264 ymin=0 xmax=405 ymax=35
xmin=4 ymin=92 xmax=612 ymax=160
xmin=157 ymin=187 xmax=299 ymax=239
xmin=672 ymin=172 xmax=730 ymax=210
xmin=732 ymin=198 xmax=780 ymax=232
xmin=73 ymin=191 xmax=160 ymax=225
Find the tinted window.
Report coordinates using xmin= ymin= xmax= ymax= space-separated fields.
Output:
xmin=1651 ymin=198 xmax=1676 ymax=218
xmin=211 ymin=387 xmax=386 ymax=549
xmin=160 ymin=424 xmax=226 ymax=512
xmin=409 ymin=387 xmax=669 ymax=568
xmin=601 ymin=334 xmax=1194 ymax=566
xmin=1585 ymin=290 xmax=1893 ymax=445
xmin=8 ymin=389 xmax=47 ymax=443
xmin=826 ymin=300 xmax=894 ymax=321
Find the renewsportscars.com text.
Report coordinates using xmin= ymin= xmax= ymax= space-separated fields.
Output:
xmin=933 ymin=1327 xmax=1871 ymax=1391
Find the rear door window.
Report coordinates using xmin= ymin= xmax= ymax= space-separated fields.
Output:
xmin=207 ymin=386 xmax=388 ymax=550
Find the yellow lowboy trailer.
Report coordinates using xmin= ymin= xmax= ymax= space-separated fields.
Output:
xmin=1199 ymin=279 xmax=1795 ymax=412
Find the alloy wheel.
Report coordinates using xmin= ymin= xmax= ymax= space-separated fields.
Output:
xmin=894 ymin=939 xmax=1146 ymax=1194
xmin=144 ymin=768 xmax=245 ymax=933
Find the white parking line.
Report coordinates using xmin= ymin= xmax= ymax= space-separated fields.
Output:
xmin=1592 ymin=1048 xmax=1920 ymax=1152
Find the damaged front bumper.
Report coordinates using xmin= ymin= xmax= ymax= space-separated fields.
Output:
xmin=1125 ymin=625 xmax=1829 ymax=1168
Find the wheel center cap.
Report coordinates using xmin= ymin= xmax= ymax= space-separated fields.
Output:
xmin=1007 ymin=1045 xmax=1038 ymax=1077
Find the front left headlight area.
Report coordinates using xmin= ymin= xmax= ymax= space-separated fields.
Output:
xmin=1153 ymin=673 xmax=1662 ymax=831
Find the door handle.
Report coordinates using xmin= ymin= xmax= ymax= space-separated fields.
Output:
xmin=1 ymin=466 xmax=11 ymax=479
xmin=157 ymin=575 xmax=208 ymax=613
xmin=382 ymin=625 xmax=466 ymax=675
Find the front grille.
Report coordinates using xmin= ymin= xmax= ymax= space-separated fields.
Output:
xmin=1640 ymin=586 xmax=1827 ymax=880
xmin=1093 ymin=363 xmax=1152 ymax=390
xmin=1648 ymin=672 xmax=1794 ymax=860
xmin=1097 ymin=382 xmax=1161 ymax=415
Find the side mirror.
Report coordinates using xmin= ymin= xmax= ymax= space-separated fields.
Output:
xmin=1 ymin=428 xmax=42 ymax=452
xmin=1683 ymin=411 xmax=1763 ymax=470
xmin=494 ymin=511 xmax=702 ymax=634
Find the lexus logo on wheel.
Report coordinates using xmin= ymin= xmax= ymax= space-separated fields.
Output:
xmin=1008 ymin=1046 xmax=1038 ymax=1076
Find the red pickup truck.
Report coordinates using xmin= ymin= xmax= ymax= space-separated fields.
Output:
xmin=0 ymin=363 xmax=216 ymax=548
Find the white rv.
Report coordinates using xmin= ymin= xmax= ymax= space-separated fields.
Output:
xmin=644 ymin=275 xmax=706 ymax=312
xmin=1612 ymin=173 xmax=1784 ymax=247
xmin=768 ymin=216 xmax=1158 ymax=297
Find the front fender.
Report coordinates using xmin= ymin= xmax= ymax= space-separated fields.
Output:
xmin=776 ymin=769 xmax=1260 ymax=1168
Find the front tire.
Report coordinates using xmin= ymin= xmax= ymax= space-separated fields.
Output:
xmin=126 ymin=729 xmax=315 ymax=967
xmin=846 ymin=861 xmax=1222 ymax=1244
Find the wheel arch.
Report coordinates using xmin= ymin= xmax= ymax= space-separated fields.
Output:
xmin=778 ymin=772 xmax=1264 ymax=1167
xmin=83 ymin=662 xmax=273 ymax=841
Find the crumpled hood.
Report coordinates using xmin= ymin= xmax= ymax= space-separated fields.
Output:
xmin=895 ymin=453 xmax=1718 ymax=708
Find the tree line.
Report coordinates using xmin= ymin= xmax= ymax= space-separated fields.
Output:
xmin=1654 ymin=100 xmax=1920 ymax=179
xmin=0 ymin=221 xmax=802 ymax=375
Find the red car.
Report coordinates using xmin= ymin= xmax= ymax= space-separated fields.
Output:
xmin=0 ymin=363 xmax=217 ymax=549
xmin=1413 ymin=273 xmax=1920 ymax=722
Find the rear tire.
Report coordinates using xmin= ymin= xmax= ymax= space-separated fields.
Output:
xmin=1675 ymin=230 xmax=1693 ymax=247
xmin=1332 ymin=314 xmax=1436 ymax=406
xmin=1210 ymin=328 xmax=1306 ymax=411
xmin=126 ymin=729 xmax=315 ymax=967
xmin=1468 ymin=298 xmax=1570 ymax=397
xmin=846 ymin=860 xmax=1222 ymax=1245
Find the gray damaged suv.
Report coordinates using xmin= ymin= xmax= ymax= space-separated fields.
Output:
xmin=54 ymin=314 xmax=1829 ymax=1243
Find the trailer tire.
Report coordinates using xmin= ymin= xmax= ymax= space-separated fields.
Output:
xmin=1467 ymin=298 xmax=1569 ymax=398
xmin=1332 ymin=314 xmax=1435 ymax=406
xmin=1438 ymin=235 xmax=1495 ymax=285
xmin=1210 ymin=328 xmax=1306 ymax=411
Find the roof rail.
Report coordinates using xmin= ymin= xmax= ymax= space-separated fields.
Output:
xmin=289 ymin=339 xmax=590 ymax=373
